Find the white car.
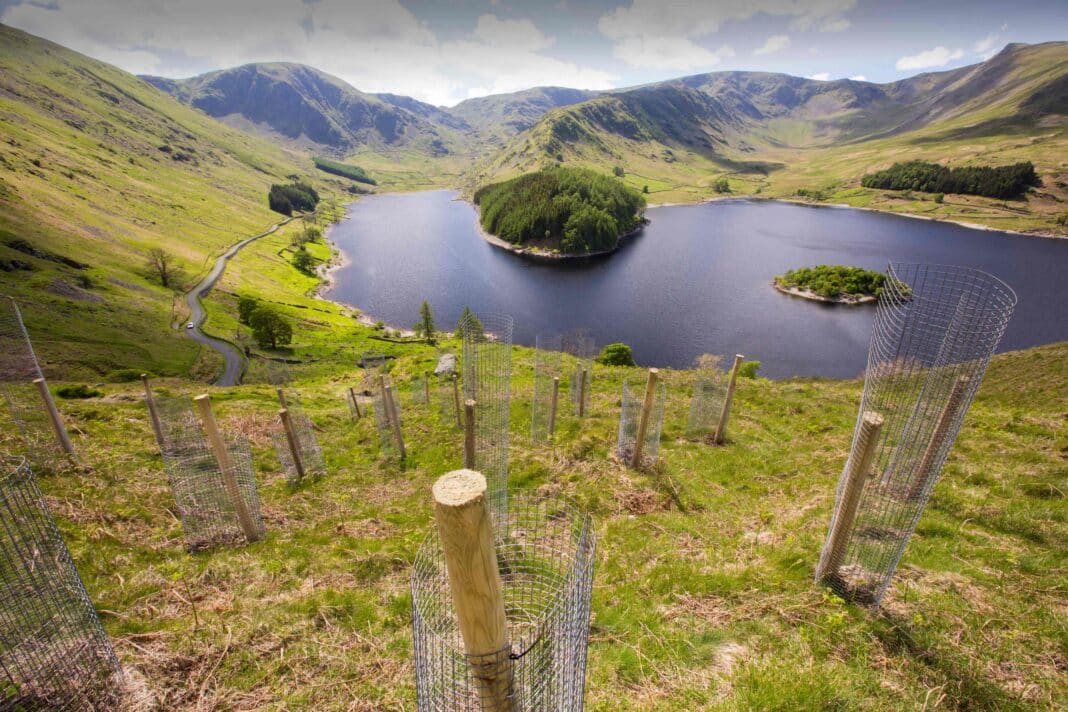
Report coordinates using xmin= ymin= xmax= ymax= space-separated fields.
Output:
xmin=186 ymin=322 xmax=195 ymax=329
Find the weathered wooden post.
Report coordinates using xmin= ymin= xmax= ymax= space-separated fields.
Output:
xmin=713 ymin=354 xmax=744 ymax=445
xmin=278 ymin=408 xmax=306 ymax=482
xmin=452 ymin=374 xmax=463 ymax=429
xmin=548 ymin=377 xmax=560 ymax=439
xmin=193 ymin=394 xmax=260 ymax=543
xmin=816 ymin=411 xmax=884 ymax=581
xmin=464 ymin=399 xmax=477 ymax=469
xmin=578 ymin=368 xmax=588 ymax=418
xmin=384 ymin=383 xmax=406 ymax=461
xmin=424 ymin=371 xmax=431 ymax=404
xmin=631 ymin=368 xmax=659 ymax=468
xmin=431 ymin=469 xmax=512 ymax=710
xmin=276 ymin=387 xmax=288 ymax=410
xmin=32 ymin=378 xmax=75 ymax=457
xmin=907 ymin=375 xmax=971 ymax=501
xmin=349 ymin=386 xmax=362 ymax=419
xmin=141 ymin=373 xmax=164 ymax=448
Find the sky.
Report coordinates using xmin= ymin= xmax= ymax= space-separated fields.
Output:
xmin=1 ymin=0 xmax=1064 ymax=106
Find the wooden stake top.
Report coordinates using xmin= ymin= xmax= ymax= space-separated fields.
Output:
xmin=861 ymin=411 xmax=885 ymax=428
xmin=432 ymin=469 xmax=487 ymax=508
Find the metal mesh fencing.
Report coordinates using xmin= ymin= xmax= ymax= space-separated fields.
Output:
xmin=272 ymin=390 xmax=326 ymax=485
xmin=435 ymin=350 xmax=461 ymax=429
xmin=412 ymin=373 xmax=431 ymax=405
xmin=0 ymin=297 xmax=65 ymax=472
xmin=345 ymin=387 xmax=369 ymax=421
xmin=156 ymin=396 xmax=265 ymax=551
xmin=460 ymin=312 xmax=513 ymax=524
xmin=816 ymin=263 xmax=1016 ymax=605
xmin=563 ymin=331 xmax=595 ymax=417
xmin=370 ymin=375 xmax=403 ymax=459
xmin=244 ymin=358 xmax=293 ymax=386
xmin=686 ymin=355 xmax=727 ymax=439
xmin=531 ymin=334 xmax=562 ymax=444
xmin=412 ymin=495 xmax=596 ymax=711
xmin=0 ymin=457 xmax=122 ymax=710
xmin=616 ymin=378 xmax=667 ymax=467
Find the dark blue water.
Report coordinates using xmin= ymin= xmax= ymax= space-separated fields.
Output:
xmin=324 ymin=190 xmax=1068 ymax=379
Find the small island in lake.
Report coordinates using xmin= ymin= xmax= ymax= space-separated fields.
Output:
xmin=473 ymin=166 xmax=647 ymax=258
xmin=773 ymin=265 xmax=886 ymax=304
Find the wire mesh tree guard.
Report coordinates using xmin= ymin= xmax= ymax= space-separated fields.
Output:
xmin=411 ymin=372 xmax=431 ymax=405
xmin=686 ymin=354 xmax=727 ymax=440
xmin=531 ymin=334 xmax=562 ymax=444
xmin=459 ymin=312 xmax=513 ymax=524
xmin=155 ymin=395 xmax=265 ymax=551
xmin=0 ymin=296 xmax=75 ymax=470
xmin=816 ymin=263 xmax=1016 ymax=605
xmin=272 ymin=390 xmax=325 ymax=485
xmin=0 ymin=456 xmax=123 ymax=710
xmin=617 ymin=371 xmax=667 ymax=468
xmin=345 ymin=386 xmax=368 ymax=421
xmin=370 ymin=373 xmax=404 ymax=460
xmin=434 ymin=350 xmax=461 ymax=430
xmin=412 ymin=472 xmax=596 ymax=712
xmin=563 ymin=330 xmax=595 ymax=418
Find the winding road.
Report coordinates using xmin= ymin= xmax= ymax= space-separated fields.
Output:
xmin=184 ymin=215 xmax=300 ymax=386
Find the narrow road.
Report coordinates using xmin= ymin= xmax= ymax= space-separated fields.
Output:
xmin=184 ymin=215 xmax=299 ymax=386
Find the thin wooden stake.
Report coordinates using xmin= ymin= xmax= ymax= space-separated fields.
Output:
xmin=548 ymin=377 xmax=560 ymax=439
xmin=908 ymin=375 xmax=971 ymax=501
xmin=33 ymin=378 xmax=75 ymax=456
xmin=817 ymin=410 xmax=884 ymax=581
xmin=385 ymin=383 xmax=406 ymax=461
xmin=278 ymin=408 xmax=306 ymax=482
xmin=464 ymin=399 xmax=477 ymax=469
xmin=714 ymin=354 xmax=744 ymax=445
xmin=452 ymin=374 xmax=462 ymax=429
xmin=424 ymin=371 xmax=430 ymax=404
xmin=432 ymin=469 xmax=512 ymax=710
xmin=578 ymin=368 xmax=588 ymax=418
xmin=631 ymin=368 xmax=659 ymax=468
xmin=141 ymin=373 xmax=164 ymax=448
xmin=349 ymin=386 xmax=361 ymax=419
xmin=193 ymin=394 xmax=259 ymax=543
xmin=276 ymin=387 xmax=288 ymax=410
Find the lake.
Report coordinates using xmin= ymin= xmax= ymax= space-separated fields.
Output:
xmin=323 ymin=190 xmax=1068 ymax=379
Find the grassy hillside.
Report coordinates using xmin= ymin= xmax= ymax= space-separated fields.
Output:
xmin=5 ymin=333 xmax=1064 ymax=709
xmin=0 ymin=24 xmax=352 ymax=380
xmin=476 ymin=43 xmax=1068 ymax=235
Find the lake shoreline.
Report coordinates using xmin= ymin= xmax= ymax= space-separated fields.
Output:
xmin=472 ymin=207 xmax=649 ymax=261
xmin=772 ymin=282 xmax=877 ymax=305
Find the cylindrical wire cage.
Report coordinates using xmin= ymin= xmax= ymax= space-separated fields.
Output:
xmin=435 ymin=350 xmax=460 ymax=430
xmin=616 ymin=378 xmax=667 ymax=466
xmin=817 ymin=263 xmax=1016 ymax=605
xmin=531 ymin=334 xmax=562 ymax=444
xmin=346 ymin=388 xmax=369 ymax=422
xmin=272 ymin=391 xmax=326 ymax=485
xmin=411 ymin=374 xmax=430 ymax=405
xmin=0 ymin=297 xmax=64 ymax=472
xmin=0 ymin=457 xmax=122 ymax=710
xmin=563 ymin=331 xmax=595 ymax=417
xmin=412 ymin=495 xmax=596 ymax=711
xmin=156 ymin=396 xmax=265 ymax=551
xmin=370 ymin=376 xmax=403 ymax=459
xmin=686 ymin=355 xmax=727 ymax=438
xmin=460 ymin=312 xmax=513 ymax=524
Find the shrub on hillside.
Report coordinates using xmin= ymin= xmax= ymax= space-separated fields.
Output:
xmin=597 ymin=342 xmax=636 ymax=367
xmin=269 ymin=182 xmax=320 ymax=216
xmin=861 ymin=160 xmax=1038 ymax=199
xmin=249 ymin=306 xmax=292 ymax=349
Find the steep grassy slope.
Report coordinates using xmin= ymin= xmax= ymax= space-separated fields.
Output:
xmin=6 ymin=334 xmax=1064 ymax=709
xmin=478 ymin=43 xmax=1068 ymax=234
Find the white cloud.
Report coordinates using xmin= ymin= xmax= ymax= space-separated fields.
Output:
xmin=895 ymin=46 xmax=965 ymax=71
xmin=820 ymin=18 xmax=851 ymax=32
xmin=754 ymin=35 xmax=790 ymax=56
xmin=0 ymin=1 xmax=617 ymax=106
xmin=807 ymin=72 xmax=831 ymax=81
xmin=973 ymin=34 xmax=1001 ymax=60
xmin=597 ymin=0 xmax=854 ymax=71
xmin=849 ymin=74 xmax=867 ymax=81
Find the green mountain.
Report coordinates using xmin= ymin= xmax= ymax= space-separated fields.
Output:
xmin=449 ymin=86 xmax=599 ymax=143
xmin=0 ymin=24 xmax=334 ymax=378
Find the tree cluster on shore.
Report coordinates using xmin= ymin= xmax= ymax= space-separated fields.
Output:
xmin=269 ymin=182 xmax=320 ymax=216
xmin=861 ymin=160 xmax=1038 ymax=199
xmin=774 ymin=265 xmax=886 ymax=300
xmin=474 ymin=166 xmax=646 ymax=254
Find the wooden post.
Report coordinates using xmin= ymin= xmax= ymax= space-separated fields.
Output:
xmin=452 ymin=374 xmax=462 ymax=429
xmin=431 ymin=470 xmax=512 ymax=710
xmin=276 ymin=387 xmax=288 ymax=410
xmin=349 ymin=386 xmax=361 ymax=419
xmin=714 ymin=354 xmax=744 ymax=445
xmin=908 ymin=375 xmax=971 ymax=501
xmin=278 ymin=408 xmax=306 ymax=482
xmin=33 ymin=378 xmax=75 ymax=456
xmin=631 ymin=368 xmax=659 ymax=468
xmin=578 ymin=368 xmax=588 ymax=418
xmin=548 ymin=377 xmax=560 ymax=439
xmin=464 ymin=399 xmax=477 ymax=469
xmin=424 ymin=372 xmax=430 ymax=404
xmin=141 ymin=373 xmax=164 ymax=448
xmin=193 ymin=394 xmax=260 ymax=543
xmin=817 ymin=411 xmax=884 ymax=581
xmin=384 ymin=383 xmax=406 ymax=461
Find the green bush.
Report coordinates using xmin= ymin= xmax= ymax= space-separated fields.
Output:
xmin=713 ymin=177 xmax=731 ymax=194
xmin=933 ymin=192 xmax=945 ymax=204
xmin=238 ymin=295 xmax=258 ymax=325
xmin=861 ymin=160 xmax=1038 ymax=199
xmin=56 ymin=384 xmax=101 ymax=399
xmin=737 ymin=361 xmax=761 ymax=379
xmin=312 ymin=157 xmax=377 ymax=185
xmin=473 ymin=166 xmax=645 ymax=254
xmin=105 ymin=368 xmax=144 ymax=383
xmin=597 ymin=343 xmax=636 ymax=367
xmin=268 ymin=182 xmax=319 ymax=216
xmin=249 ymin=306 xmax=292 ymax=349
xmin=291 ymin=247 xmax=317 ymax=274
xmin=775 ymin=265 xmax=885 ymax=299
